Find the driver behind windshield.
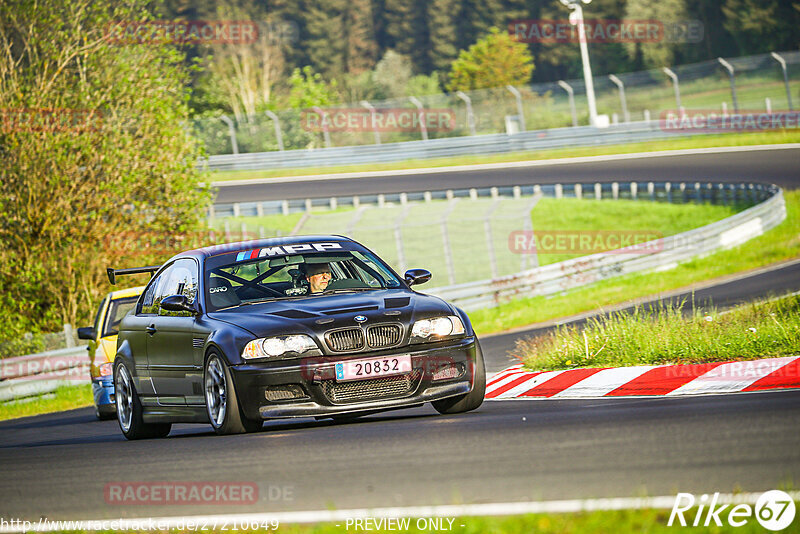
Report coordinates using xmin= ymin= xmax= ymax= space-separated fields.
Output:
xmin=305 ymin=262 xmax=332 ymax=293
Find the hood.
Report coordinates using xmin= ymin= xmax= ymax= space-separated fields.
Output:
xmin=207 ymin=289 xmax=455 ymax=343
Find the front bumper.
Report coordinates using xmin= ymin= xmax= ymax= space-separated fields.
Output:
xmin=92 ymin=377 xmax=115 ymax=415
xmin=231 ymin=336 xmax=477 ymax=420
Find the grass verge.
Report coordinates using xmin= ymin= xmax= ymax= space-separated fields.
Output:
xmin=514 ymin=293 xmax=800 ymax=371
xmin=469 ymin=190 xmax=800 ymax=336
xmin=207 ymin=130 xmax=800 ymax=183
xmin=0 ymin=384 xmax=93 ymax=421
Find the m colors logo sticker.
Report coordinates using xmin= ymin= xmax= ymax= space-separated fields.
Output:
xmin=235 ymin=242 xmax=343 ymax=262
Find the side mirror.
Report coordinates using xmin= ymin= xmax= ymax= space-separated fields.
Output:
xmin=77 ymin=326 xmax=96 ymax=340
xmin=160 ymin=294 xmax=196 ymax=313
xmin=404 ymin=268 xmax=432 ymax=287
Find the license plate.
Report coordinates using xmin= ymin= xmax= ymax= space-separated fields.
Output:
xmin=335 ymin=355 xmax=412 ymax=382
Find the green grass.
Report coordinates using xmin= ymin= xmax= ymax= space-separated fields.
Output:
xmin=515 ymin=293 xmax=800 ymax=371
xmin=206 ymin=130 xmax=800 ymax=183
xmin=469 ymin=190 xmax=800 ymax=336
xmin=0 ymin=384 xmax=93 ymax=421
xmin=530 ymin=198 xmax=740 ymax=265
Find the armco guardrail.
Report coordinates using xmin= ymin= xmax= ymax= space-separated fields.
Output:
xmin=428 ymin=183 xmax=785 ymax=310
xmin=0 ymin=346 xmax=89 ymax=402
xmin=203 ymin=120 xmax=676 ymax=172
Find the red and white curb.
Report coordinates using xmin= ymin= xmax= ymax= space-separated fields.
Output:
xmin=486 ymin=355 xmax=800 ymax=399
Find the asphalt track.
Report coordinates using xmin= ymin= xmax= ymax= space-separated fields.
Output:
xmin=1 ymin=146 xmax=798 ymax=523
xmin=214 ymin=146 xmax=800 ymax=203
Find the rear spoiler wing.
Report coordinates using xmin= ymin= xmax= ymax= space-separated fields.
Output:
xmin=107 ymin=265 xmax=161 ymax=285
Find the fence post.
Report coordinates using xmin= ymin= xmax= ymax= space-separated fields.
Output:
xmin=455 ymin=91 xmax=477 ymax=135
xmin=264 ymin=110 xmax=284 ymax=151
xmin=662 ymin=67 xmax=681 ymax=110
xmin=219 ymin=115 xmax=239 ymax=155
xmin=394 ymin=206 xmax=409 ymax=273
xmin=522 ymin=193 xmax=542 ymax=270
xmin=506 ymin=85 xmax=526 ymax=132
xmin=483 ymin=200 xmax=502 ymax=279
xmin=63 ymin=324 xmax=75 ymax=349
xmin=441 ymin=200 xmax=459 ymax=285
xmin=608 ymin=74 xmax=630 ymax=123
xmin=718 ymin=58 xmax=738 ymax=113
xmin=311 ymin=107 xmax=332 ymax=148
xmin=557 ymin=80 xmax=578 ymax=127
xmin=360 ymin=100 xmax=381 ymax=145
xmin=408 ymin=96 xmax=428 ymax=141
xmin=771 ymin=52 xmax=793 ymax=111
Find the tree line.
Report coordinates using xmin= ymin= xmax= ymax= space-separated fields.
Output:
xmin=156 ymin=0 xmax=800 ymax=119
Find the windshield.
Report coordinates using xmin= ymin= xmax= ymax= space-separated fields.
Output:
xmin=205 ymin=249 xmax=402 ymax=311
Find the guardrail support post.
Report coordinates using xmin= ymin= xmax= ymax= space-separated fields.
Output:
xmin=281 ymin=200 xmax=289 ymax=215
xmin=555 ymin=184 xmax=563 ymax=199
xmin=665 ymin=182 xmax=672 ymax=203
xmin=608 ymin=74 xmax=630 ymax=123
xmin=455 ymin=91 xmax=477 ymax=135
xmin=469 ymin=188 xmax=478 ymax=201
xmin=424 ymin=191 xmax=432 ymax=203
xmin=329 ymin=197 xmax=337 ymax=210
xmin=233 ymin=203 xmax=241 ymax=217
xmin=574 ymin=183 xmax=582 ymax=199
xmin=264 ymin=110 xmax=284 ymax=151
xmin=408 ymin=96 xmax=428 ymax=141
xmin=771 ymin=52 xmax=793 ymax=111
xmin=648 ymin=182 xmax=655 ymax=201
xmin=631 ymin=182 xmax=638 ymax=200
xmin=220 ymin=115 xmax=239 ymax=155
xmin=513 ymin=186 xmax=521 ymax=199
xmin=506 ymin=85 xmax=526 ymax=132
xmin=717 ymin=58 xmax=739 ymax=113
xmin=557 ymin=81 xmax=578 ymax=127
xmin=594 ymin=183 xmax=602 ymax=200
xmin=305 ymin=198 xmax=313 ymax=212
xmin=662 ymin=67 xmax=682 ymax=111
xmin=612 ymin=182 xmax=619 ymax=200
xmin=378 ymin=194 xmax=386 ymax=207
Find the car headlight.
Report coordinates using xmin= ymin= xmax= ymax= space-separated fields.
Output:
xmin=242 ymin=334 xmax=321 ymax=360
xmin=98 ymin=362 xmax=113 ymax=377
xmin=411 ymin=315 xmax=466 ymax=342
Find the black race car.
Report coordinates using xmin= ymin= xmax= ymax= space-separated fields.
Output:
xmin=110 ymin=236 xmax=485 ymax=439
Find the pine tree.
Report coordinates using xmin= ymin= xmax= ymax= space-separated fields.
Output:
xmin=344 ymin=0 xmax=379 ymax=74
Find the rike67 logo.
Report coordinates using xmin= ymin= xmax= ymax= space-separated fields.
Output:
xmin=669 ymin=491 xmax=796 ymax=531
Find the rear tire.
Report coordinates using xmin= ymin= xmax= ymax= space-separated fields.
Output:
xmin=432 ymin=341 xmax=486 ymax=415
xmin=114 ymin=362 xmax=171 ymax=440
xmin=205 ymin=353 xmax=262 ymax=435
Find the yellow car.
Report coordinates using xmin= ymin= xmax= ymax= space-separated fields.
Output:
xmin=78 ymin=286 xmax=144 ymax=420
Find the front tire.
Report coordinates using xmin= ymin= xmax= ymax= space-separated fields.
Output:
xmin=114 ymin=362 xmax=171 ymax=440
xmin=204 ymin=353 xmax=262 ymax=435
xmin=432 ymin=341 xmax=486 ymax=415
